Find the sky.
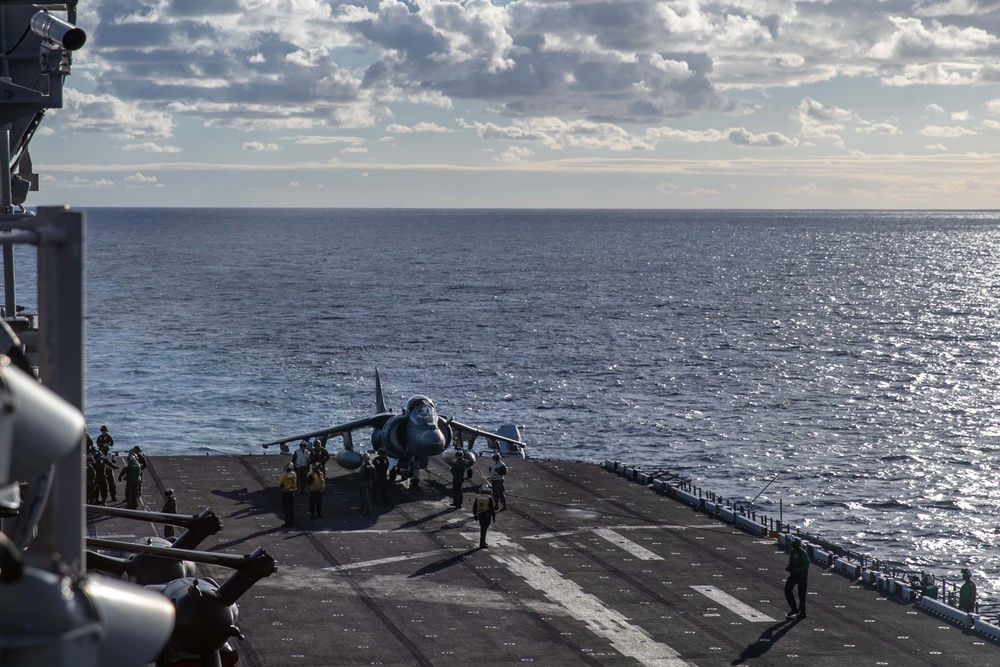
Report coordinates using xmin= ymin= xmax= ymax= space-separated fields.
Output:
xmin=21 ymin=0 xmax=1000 ymax=208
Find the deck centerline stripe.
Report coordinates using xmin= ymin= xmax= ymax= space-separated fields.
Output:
xmin=323 ymin=548 xmax=454 ymax=572
xmin=690 ymin=585 xmax=776 ymax=622
xmin=592 ymin=528 xmax=664 ymax=560
xmin=480 ymin=532 xmax=694 ymax=667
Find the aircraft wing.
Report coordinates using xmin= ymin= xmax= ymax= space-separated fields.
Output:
xmin=448 ymin=419 xmax=525 ymax=446
xmin=259 ymin=412 xmax=396 ymax=449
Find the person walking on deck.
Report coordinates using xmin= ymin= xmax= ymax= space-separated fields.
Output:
xmin=473 ymin=484 xmax=496 ymax=549
xmin=784 ymin=537 xmax=809 ymax=619
xmin=279 ymin=463 xmax=297 ymax=527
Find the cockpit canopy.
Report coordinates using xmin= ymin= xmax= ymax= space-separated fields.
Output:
xmin=405 ymin=395 xmax=437 ymax=425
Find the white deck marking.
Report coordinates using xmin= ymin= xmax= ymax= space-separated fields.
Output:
xmin=324 ymin=549 xmax=453 ymax=572
xmin=482 ymin=532 xmax=694 ymax=667
xmin=523 ymin=523 xmax=725 ymax=540
xmin=593 ymin=528 xmax=664 ymax=560
xmin=690 ymin=586 xmax=776 ymax=622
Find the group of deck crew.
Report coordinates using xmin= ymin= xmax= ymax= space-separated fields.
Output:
xmin=279 ymin=439 xmax=337 ymax=526
xmin=85 ymin=425 xmax=149 ymax=510
xmin=277 ymin=439 xmax=512 ymax=547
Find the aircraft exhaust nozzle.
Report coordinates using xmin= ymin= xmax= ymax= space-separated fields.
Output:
xmin=31 ymin=11 xmax=87 ymax=51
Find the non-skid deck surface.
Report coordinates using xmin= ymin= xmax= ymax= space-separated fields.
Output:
xmin=86 ymin=455 xmax=996 ymax=666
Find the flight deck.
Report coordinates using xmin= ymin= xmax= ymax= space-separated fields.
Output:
xmin=87 ymin=456 xmax=999 ymax=666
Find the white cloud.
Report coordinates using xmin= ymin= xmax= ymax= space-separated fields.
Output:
xmin=859 ymin=122 xmax=901 ymax=135
xmin=868 ymin=17 xmax=998 ymax=60
xmin=919 ymin=125 xmax=977 ymax=137
xmin=54 ymin=89 xmax=173 ymax=139
xmin=120 ymin=142 xmax=183 ymax=153
xmin=794 ymin=97 xmax=861 ymax=138
xmin=385 ymin=122 xmax=452 ymax=133
xmin=294 ymin=136 xmax=366 ymax=146
xmin=728 ymin=128 xmax=798 ymax=147
xmin=495 ymin=146 xmax=534 ymax=163
xmin=645 ymin=127 xmax=728 ymax=143
xmin=881 ymin=63 xmax=974 ymax=87
xmin=243 ymin=142 xmax=281 ymax=151
xmin=467 ymin=118 xmax=650 ymax=151
xmin=124 ymin=172 xmax=157 ymax=183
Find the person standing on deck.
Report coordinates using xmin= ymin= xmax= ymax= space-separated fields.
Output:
xmin=161 ymin=489 xmax=177 ymax=539
xmin=97 ymin=426 xmax=118 ymax=502
xmin=86 ymin=454 xmax=97 ymax=505
xmin=450 ymin=451 xmax=470 ymax=508
xmin=372 ymin=448 xmax=390 ymax=503
xmin=784 ymin=538 xmax=809 ymax=619
xmin=309 ymin=440 xmax=330 ymax=472
xmin=292 ymin=441 xmax=311 ymax=496
xmin=959 ymin=568 xmax=977 ymax=613
xmin=279 ymin=463 xmax=297 ymax=527
xmin=118 ymin=453 xmax=143 ymax=509
xmin=473 ymin=484 xmax=496 ymax=549
xmin=489 ymin=453 xmax=508 ymax=511
xmin=358 ymin=454 xmax=375 ymax=516
xmin=308 ymin=464 xmax=326 ymax=519
xmin=98 ymin=443 xmax=118 ymax=503
xmin=92 ymin=447 xmax=109 ymax=505
xmin=127 ymin=446 xmax=148 ymax=505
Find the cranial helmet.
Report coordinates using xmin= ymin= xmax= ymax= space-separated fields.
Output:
xmin=492 ymin=453 xmax=500 ymax=460
xmin=480 ymin=484 xmax=491 ymax=492
xmin=165 ymin=488 xmax=174 ymax=497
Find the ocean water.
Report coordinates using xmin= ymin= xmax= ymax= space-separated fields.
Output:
xmin=13 ymin=207 xmax=1000 ymax=603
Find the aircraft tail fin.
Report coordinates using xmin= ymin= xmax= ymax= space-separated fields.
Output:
xmin=497 ymin=424 xmax=522 ymax=443
xmin=375 ymin=368 xmax=387 ymax=413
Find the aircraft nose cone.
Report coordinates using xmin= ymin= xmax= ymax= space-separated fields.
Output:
xmin=412 ymin=426 xmax=446 ymax=455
